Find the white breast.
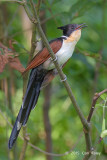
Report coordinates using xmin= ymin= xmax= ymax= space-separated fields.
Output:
xmin=44 ymin=39 xmax=77 ymax=70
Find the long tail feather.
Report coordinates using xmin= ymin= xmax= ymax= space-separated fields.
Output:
xmin=8 ymin=67 xmax=47 ymax=149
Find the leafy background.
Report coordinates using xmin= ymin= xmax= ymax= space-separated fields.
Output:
xmin=0 ymin=0 xmax=107 ymax=160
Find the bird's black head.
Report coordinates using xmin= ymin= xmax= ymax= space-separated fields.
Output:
xmin=57 ymin=24 xmax=87 ymax=37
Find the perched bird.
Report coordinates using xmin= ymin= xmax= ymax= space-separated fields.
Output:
xmin=8 ymin=23 xmax=87 ymax=149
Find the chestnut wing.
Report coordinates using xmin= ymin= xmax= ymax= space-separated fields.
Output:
xmin=24 ymin=39 xmax=63 ymax=73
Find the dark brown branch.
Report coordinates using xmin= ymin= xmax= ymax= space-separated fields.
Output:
xmin=84 ymin=89 xmax=107 ymax=160
xmin=87 ymin=89 xmax=107 ymax=122
xmin=40 ymin=9 xmax=53 ymax=160
xmin=43 ymin=84 xmax=53 ymax=160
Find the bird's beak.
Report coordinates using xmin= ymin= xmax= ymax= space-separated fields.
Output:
xmin=75 ymin=23 xmax=88 ymax=31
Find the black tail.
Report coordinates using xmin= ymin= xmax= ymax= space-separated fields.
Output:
xmin=8 ymin=67 xmax=47 ymax=149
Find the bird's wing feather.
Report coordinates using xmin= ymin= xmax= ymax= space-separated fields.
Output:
xmin=24 ymin=39 xmax=63 ymax=73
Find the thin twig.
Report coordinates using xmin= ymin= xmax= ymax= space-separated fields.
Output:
xmin=0 ymin=0 xmax=24 ymax=4
xmin=28 ymin=132 xmax=83 ymax=157
xmin=4 ymin=6 xmax=19 ymax=39
xmin=87 ymin=89 xmax=107 ymax=122
xmin=22 ymin=0 xmax=35 ymax=23
xmin=83 ymin=89 xmax=107 ymax=160
xmin=0 ymin=108 xmax=83 ymax=157
xmin=0 ymin=13 xmax=61 ymax=40
xmin=37 ymin=0 xmax=42 ymax=14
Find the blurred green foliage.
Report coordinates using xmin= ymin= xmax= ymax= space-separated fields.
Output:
xmin=0 ymin=0 xmax=107 ymax=160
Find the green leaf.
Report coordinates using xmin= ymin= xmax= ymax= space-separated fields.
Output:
xmin=100 ymin=94 xmax=107 ymax=100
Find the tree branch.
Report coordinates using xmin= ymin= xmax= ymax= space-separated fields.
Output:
xmin=0 ymin=108 xmax=83 ymax=157
xmin=83 ymin=89 xmax=107 ymax=160
xmin=2 ymin=0 xmax=96 ymax=157
xmin=0 ymin=0 xmax=24 ymax=4
xmin=20 ymin=0 xmax=93 ymax=155
xmin=43 ymin=84 xmax=53 ymax=160
xmin=29 ymin=0 xmax=89 ymax=130
xmin=87 ymin=89 xmax=107 ymax=122
xmin=28 ymin=133 xmax=83 ymax=157
xmin=37 ymin=0 xmax=42 ymax=14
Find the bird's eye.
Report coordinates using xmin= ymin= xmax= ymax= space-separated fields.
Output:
xmin=71 ymin=26 xmax=74 ymax=29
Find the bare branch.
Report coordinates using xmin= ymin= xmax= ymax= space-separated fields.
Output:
xmin=0 ymin=0 xmax=24 ymax=4
xmin=0 ymin=108 xmax=83 ymax=157
xmin=87 ymin=89 xmax=107 ymax=122
xmin=28 ymin=132 xmax=83 ymax=157
xmin=43 ymin=84 xmax=53 ymax=160
xmin=37 ymin=0 xmax=42 ymax=14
